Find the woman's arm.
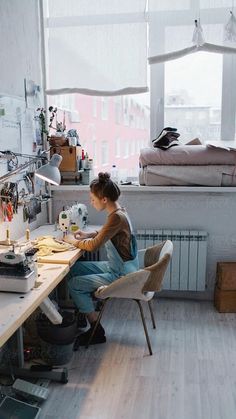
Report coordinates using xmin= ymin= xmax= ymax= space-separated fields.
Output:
xmin=74 ymin=230 xmax=98 ymax=240
xmin=63 ymin=213 xmax=122 ymax=251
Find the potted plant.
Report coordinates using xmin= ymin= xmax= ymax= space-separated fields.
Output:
xmin=35 ymin=107 xmax=49 ymax=144
xmin=67 ymin=129 xmax=81 ymax=146
xmin=48 ymin=107 xmax=68 ymax=146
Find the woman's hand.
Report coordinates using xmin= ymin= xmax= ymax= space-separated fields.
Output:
xmin=62 ymin=233 xmax=78 ymax=247
xmin=74 ymin=230 xmax=92 ymax=240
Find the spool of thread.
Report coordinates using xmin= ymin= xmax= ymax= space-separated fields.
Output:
xmin=26 ymin=228 xmax=30 ymax=241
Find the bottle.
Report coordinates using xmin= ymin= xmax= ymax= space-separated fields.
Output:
xmin=81 ymin=149 xmax=85 ymax=169
xmin=111 ymin=164 xmax=118 ymax=183
xmin=84 ymin=152 xmax=89 ymax=169
xmin=88 ymin=158 xmax=93 ymax=170
xmin=88 ymin=159 xmax=94 ymax=180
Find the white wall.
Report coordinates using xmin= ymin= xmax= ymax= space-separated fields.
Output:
xmin=0 ymin=0 xmax=42 ymax=97
xmin=0 ymin=0 xmax=47 ymax=240
xmin=52 ymin=188 xmax=236 ymax=298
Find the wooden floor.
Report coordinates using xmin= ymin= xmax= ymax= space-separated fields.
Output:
xmin=40 ymin=298 xmax=236 ymax=419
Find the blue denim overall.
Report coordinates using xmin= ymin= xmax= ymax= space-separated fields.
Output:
xmin=68 ymin=215 xmax=139 ymax=313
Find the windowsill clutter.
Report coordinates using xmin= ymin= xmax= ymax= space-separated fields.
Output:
xmin=140 ymin=134 xmax=236 ymax=187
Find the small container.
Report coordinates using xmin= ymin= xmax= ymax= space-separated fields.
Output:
xmin=84 ymin=152 xmax=89 ymax=169
xmin=111 ymin=164 xmax=118 ymax=183
xmin=88 ymin=158 xmax=93 ymax=170
xmin=68 ymin=137 xmax=76 ymax=146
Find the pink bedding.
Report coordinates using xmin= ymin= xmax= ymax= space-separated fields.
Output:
xmin=139 ymin=145 xmax=236 ymax=167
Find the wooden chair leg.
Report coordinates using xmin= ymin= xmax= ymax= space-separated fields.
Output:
xmin=86 ymin=299 xmax=108 ymax=349
xmin=148 ymin=300 xmax=156 ymax=329
xmin=134 ymin=299 xmax=153 ymax=356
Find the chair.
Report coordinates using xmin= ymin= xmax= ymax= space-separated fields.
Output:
xmin=87 ymin=240 xmax=173 ymax=355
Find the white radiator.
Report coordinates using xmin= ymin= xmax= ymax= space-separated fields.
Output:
xmin=84 ymin=250 xmax=100 ymax=261
xmin=136 ymin=229 xmax=207 ymax=291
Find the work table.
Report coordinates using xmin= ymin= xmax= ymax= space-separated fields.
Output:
xmin=0 ymin=262 xmax=69 ymax=348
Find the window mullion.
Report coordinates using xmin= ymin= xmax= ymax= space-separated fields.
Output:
xmin=221 ymin=54 xmax=236 ymax=141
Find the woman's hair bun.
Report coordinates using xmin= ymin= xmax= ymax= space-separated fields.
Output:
xmin=98 ymin=172 xmax=110 ymax=183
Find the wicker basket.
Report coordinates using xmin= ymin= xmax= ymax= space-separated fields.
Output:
xmin=48 ymin=136 xmax=68 ymax=147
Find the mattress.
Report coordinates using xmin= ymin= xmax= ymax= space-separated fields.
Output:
xmin=139 ymin=165 xmax=236 ymax=186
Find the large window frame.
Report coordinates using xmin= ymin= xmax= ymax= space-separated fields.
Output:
xmin=149 ymin=7 xmax=236 ymax=143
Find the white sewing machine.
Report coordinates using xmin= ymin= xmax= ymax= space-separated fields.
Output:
xmin=59 ymin=203 xmax=88 ymax=234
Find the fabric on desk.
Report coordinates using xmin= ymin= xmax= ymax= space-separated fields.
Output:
xmin=34 ymin=235 xmax=73 ymax=256
xmin=139 ymin=165 xmax=236 ymax=186
xmin=139 ymin=145 xmax=236 ymax=167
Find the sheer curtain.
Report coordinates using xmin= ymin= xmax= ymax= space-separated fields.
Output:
xmin=43 ymin=0 xmax=148 ymax=96
xmin=148 ymin=0 xmax=236 ymax=141
xmin=148 ymin=0 xmax=236 ymax=64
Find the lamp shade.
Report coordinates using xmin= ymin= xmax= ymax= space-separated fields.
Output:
xmin=35 ymin=154 xmax=62 ymax=185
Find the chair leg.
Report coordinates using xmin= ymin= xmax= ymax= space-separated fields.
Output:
xmin=86 ymin=299 xmax=109 ymax=349
xmin=134 ymin=299 xmax=153 ymax=356
xmin=148 ymin=300 xmax=156 ymax=329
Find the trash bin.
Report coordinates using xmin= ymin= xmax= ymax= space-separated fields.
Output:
xmin=36 ymin=311 xmax=76 ymax=365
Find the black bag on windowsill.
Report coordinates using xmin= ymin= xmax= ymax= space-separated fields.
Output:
xmin=152 ymin=126 xmax=180 ymax=150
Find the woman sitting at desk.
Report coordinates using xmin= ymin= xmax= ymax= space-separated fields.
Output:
xmin=63 ymin=172 xmax=138 ymax=350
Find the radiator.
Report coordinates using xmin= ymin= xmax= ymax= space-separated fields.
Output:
xmin=136 ymin=229 xmax=207 ymax=291
xmin=84 ymin=250 xmax=100 ymax=261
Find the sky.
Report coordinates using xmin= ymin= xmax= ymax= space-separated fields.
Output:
xmin=132 ymin=51 xmax=223 ymax=109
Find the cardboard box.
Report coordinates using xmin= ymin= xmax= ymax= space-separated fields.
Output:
xmin=50 ymin=146 xmax=81 ymax=172
xmin=214 ymin=286 xmax=236 ymax=313
xmin=216 ymin=262 xmax=236 ymax=290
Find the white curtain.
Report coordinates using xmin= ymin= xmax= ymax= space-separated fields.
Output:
xmin=148 ymin=0 xmax=236 ymax=64
xmin=43 ymin=0 xmax=148 ymax=96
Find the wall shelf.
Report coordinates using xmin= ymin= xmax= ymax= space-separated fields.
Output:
xmin=50 ymin=185 xmax=236 ymax=193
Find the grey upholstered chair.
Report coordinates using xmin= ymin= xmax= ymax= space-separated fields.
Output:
xmin=87 ymin=240 xmax=173 ymax=355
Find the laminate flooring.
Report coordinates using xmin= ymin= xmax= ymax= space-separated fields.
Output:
xmin=40 ymin=298 xmax=236 ymax=419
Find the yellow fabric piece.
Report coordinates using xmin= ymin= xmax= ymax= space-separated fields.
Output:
xmin=34 ymin=235 xmax=73 ymax=256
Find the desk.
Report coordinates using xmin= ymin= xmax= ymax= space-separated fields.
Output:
xmin=0 ymin=263 xmax=70 ymax=383
xmin=0 ymin=263 xmax=69 ymax=348
xmin=0 ymin=224 xmax=99 ymax=383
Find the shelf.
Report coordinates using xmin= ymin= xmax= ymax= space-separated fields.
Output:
xmin=50 ymin=185 xmax=236 ymax=193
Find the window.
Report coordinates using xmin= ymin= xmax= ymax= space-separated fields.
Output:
xmin=48 ymin=92 xmax=149 ymax=180
xmin=124 ymin=141 xmax=129 ymax=158
xmin=101 ymin=98 xmax=109 ymax=120
xmin=150 ymin=7 xmax=236 ymax=144
xmin=164 ymin=52 xmax=222 ymax=143
xmin=52 ymin=94 xmax=75 ymax=112
xmin=93 ymin=98 xmax=97 ymax=118
xmin=115 ymin=137 xmax=121 ymax=157
xmin=101 ymin=141 xmax=109 ymax=165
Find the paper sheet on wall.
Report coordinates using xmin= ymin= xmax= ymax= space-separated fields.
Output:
xmin=0 ymin=96 xmax=24 ymax=153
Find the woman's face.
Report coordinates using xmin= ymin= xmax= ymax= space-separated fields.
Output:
xmin=90 ymin=192 xmax=107 ymax=211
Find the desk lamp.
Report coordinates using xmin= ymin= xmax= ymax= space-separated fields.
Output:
xmin=0 ymin=151 xmax=62 ymax=186
xmin=35 ymin=154 xmax=62 ymax=186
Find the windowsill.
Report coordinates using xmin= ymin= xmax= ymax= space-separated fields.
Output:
xmin=50 ymin=185 xmax=236 ymax=193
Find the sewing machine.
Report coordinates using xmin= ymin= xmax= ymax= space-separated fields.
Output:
xmin=59 ymin=203 xmax=88 ymax=234
xmin=0 ymin=249 xmax=36 ymax=293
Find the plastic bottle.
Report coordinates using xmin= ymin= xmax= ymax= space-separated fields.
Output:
xmin=84 ymin=152 xmax=89 ymax=169
xmin=111 ymin=164 xmax=118 ymax=183
xmin=80 ymin=149 xmax=85 ymax=169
